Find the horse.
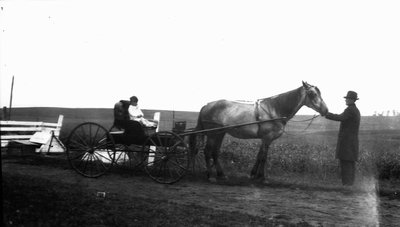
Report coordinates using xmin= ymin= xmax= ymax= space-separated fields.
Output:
xmin=189 ymin=81 xmax=328 ymax=182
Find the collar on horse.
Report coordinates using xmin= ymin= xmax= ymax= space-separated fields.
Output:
xmin=254 ymin=99 xmax=289 ymax=124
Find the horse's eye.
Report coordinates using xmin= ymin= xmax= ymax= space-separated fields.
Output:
xmin=308 ymin=92 xmax=316 ymax=98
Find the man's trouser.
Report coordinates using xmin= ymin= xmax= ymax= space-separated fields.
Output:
xmin=340 ymin=160 xmax=356 ymax=186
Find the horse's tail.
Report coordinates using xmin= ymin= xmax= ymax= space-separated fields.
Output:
xmin=188 ymin=107 xmax=205 ymax=156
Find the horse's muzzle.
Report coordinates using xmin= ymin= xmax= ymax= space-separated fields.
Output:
xmin=320 ymin=108 xmax=328 ymax=116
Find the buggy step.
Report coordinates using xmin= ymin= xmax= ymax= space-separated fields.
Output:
xmin=110 ymin=130 xmax=124 ymax=135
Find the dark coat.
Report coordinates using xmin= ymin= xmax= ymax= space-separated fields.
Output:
xmin=114 ymin=100 xmax=130 ymax=122
xmin=326 ymin=104 xmax=360 ymax=161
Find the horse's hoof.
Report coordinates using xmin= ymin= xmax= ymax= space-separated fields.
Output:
xmin=250 ymin=175 xmax=263 ymax=181
xmin=250 ymin=176 xmax=269 ymax=185
xmin=250 ymin=174 xmax=257 ymax=180
xmin=261 ymin=179 xmax=270 ymax=185
xmin=208 ymin=177 xmax=217 ymax=183
xmin=250 ymin=176 xmax=260 ymax=182
xmin=217 ymin=175 xmax=228 ymax=181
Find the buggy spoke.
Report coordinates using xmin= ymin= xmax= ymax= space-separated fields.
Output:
xmin=82 ymin=153 xmax=90 ymax=174
xmin=157 ymin=160 xmax=166 ymax=178
xmin=155 ymin=134 xmax=162 ymax=147
xmin=78 ymin=126 xmax=89 ymax=146
xmin=147 ymin=155 xmax=163 ymax=166
xmin=88 ymin=124 xmax=93 ymax=145
xmin=148 ymin=136 xmax=157 ymax=147
xmin=93 ymin=131 xmax=108 ymax=148
xmin=169 ymin=160 xmax=187 ymax=171
xmin=157 ymin=134 xmax=165 ymax=147
xmin=92 ymin=124 xmax=102 ymax=146
xmin=94 ymin=150 xmax=113 ymax=162
xmin=89 ymin=154 xmax=94 ymax=176
xmin=74 ymin=132 xmax=90 ymax=148
xmin=166 ymin=162 xmax=174 ymax=178
xmin=94 ymin=140 xmax=112 ymax=150
xmin=68 ymin=139 xmax=90 ymax=151
xmin=93 ymin=153 xmax=107 ymax=171
xmin=70 ymin=150 xmax=88 ymax=160
xmin=170 ymin=141 xmax=182 ymax=150
xmin=115 ymin=151 xmax=125 ymax=163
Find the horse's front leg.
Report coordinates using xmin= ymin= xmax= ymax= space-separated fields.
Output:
xmin=213 ymin=150 xmax=226 ymax=180
xmin=203 ymin=145 xmax=213 ymax=180
xmin=251 ymin=139 xmax=270 ymax=182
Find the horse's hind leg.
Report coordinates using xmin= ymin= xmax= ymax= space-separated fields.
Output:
xmin=204 ymin=133 xmax=225 ymax=180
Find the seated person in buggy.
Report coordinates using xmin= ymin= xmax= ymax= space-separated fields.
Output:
xmin=128 ymin=96 xmax=158 ymax=128
xmin=113 ymin=96 xmax=158 ymax=144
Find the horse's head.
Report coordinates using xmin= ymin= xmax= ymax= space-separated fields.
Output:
xmin=302 ymin=81 xmax=328 ymax=116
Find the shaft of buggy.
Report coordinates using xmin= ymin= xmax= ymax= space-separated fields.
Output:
xmin=178 ymin=117 xmax=287 ymax=136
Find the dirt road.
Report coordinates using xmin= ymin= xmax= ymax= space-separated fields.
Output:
xmin=2 ymin=158 xmax=400 ymax=226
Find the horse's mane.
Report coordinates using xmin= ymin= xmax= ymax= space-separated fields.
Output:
xmin=232 ymin=100 xmax=256 ymax=104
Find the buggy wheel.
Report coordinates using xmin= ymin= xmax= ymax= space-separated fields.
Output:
xmin=66 ymin=122 xmax=116 ymax=177
xmin=143 ymin=131 xmax=189 ymax=184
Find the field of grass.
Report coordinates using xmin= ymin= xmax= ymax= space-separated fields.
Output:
xmin=3 ymin=107 xmax=400 ymax=182
xmin=217 ymin=130 xmax=400 ymax=183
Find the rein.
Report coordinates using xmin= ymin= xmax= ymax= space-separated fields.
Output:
xmin=283 ymin=114 xmax=320 ymax=135
xmin=288 ymin=114 xmax=320 ymax=122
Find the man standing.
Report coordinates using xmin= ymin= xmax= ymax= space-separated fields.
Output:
xmin=325 ymin=91 xmax=361 ymax=186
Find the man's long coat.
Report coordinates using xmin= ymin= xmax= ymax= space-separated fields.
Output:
xmin=326 ymin=104 xmax=360 ymax=161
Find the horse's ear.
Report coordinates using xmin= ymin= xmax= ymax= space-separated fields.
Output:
xmin=302 ymin=81 xmax=308 ymax=88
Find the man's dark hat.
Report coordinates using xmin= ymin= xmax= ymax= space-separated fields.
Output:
xmin=344 ymin=91 xmax=359 ymax=100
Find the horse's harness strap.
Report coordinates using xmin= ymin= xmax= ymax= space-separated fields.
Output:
xmin=255 ymin=99 xmax=271 ymax=122
xmin=254 ymin=100 xmax=263 ymax=137
xmin=254 ymin=100 xmax=261 ymax=121
xmin=255 ymin=99 xmax=289 ymax=125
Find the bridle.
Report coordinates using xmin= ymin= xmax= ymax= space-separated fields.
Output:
xmin=285 ymin=86 xmax=322 ymax=135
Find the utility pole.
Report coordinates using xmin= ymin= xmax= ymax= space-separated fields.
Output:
xmin=8 ymin=76 xmax=14 ymax=120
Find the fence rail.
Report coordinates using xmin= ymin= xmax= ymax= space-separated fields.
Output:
xmin=1 ymin=115 xmax=64 ymax=153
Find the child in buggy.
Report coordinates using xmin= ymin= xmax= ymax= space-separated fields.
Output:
xmin=127 ymin=96 xmax=158 ymax=128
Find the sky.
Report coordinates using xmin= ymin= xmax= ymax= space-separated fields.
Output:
xmin=1 ymin=0 xmax=399 ymax=116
